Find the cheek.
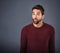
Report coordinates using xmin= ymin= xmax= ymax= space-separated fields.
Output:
xmin=37 ymin=16 xmax=41 ymax=19
xmin=38 ymin=15 xmax=43 ymax=19
xmin=32 ymin=15 xmax=35 ymax=19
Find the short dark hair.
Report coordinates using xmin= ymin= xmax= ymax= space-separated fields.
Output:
xmin=32 ymin=4 xmax=44 ymax=15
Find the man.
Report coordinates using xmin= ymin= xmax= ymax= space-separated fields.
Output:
xmin=20 ymin=4 xmax=55 ymax=53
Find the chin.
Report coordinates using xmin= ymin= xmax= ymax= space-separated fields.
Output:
xmin=33 ymin=21 xmax=39 ymax=24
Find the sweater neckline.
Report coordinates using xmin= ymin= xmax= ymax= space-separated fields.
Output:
xmin=31 ymin=22 xmax=46 ymax=30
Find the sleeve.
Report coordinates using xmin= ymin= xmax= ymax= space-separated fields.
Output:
xmin=20 ymin=27 xmax=27 ymax=53
xmin=49 ymin=27 xmax=55 ymax=53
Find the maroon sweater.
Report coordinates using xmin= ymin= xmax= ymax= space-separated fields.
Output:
xmin=20 ymin=22 xmax=55 ymax=53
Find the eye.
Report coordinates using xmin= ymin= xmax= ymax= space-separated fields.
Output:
xmin=37 ymin=13 xmax=40 ymax=15
xmin=32 ymin=13 xmax=35 ymax=15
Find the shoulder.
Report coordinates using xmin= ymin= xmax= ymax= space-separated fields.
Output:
xmin=21 ymin=23 xmax=32 ymax=32
xmin=44 ymin=22 xmax=55 ymax=31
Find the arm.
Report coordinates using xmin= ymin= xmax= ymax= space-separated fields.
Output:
xmin=49 ymin=28 xmax=55 ymax=53
xmin=20 ymin=28 xmax=27 ymax=53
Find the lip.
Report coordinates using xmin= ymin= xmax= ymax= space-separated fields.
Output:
xmin=33 ymin=19 xmax=38 ymax=22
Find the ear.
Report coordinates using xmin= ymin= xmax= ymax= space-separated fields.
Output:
xmin=42 ymin=15 xmax=45 ymax=19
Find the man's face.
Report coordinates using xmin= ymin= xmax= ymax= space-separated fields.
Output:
xmin=32 ymin=9 xmax=44 ymax=24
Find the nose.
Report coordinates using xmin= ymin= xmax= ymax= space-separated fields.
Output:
xmin=34 ymin=15 xmax=37 ymax=19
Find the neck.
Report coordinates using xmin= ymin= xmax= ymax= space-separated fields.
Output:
xmin=33 ymin=21 xmax=44 ymax=28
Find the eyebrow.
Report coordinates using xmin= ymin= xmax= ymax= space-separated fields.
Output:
xmin=32 ymin=11 xmax=40 ymax=13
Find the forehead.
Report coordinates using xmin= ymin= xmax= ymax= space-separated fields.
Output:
xmin=32 ymin=9 xmax=41 ymax=13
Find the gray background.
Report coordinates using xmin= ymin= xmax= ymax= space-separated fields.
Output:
xmin=0 ymin=0 xmax=60 ymax=53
